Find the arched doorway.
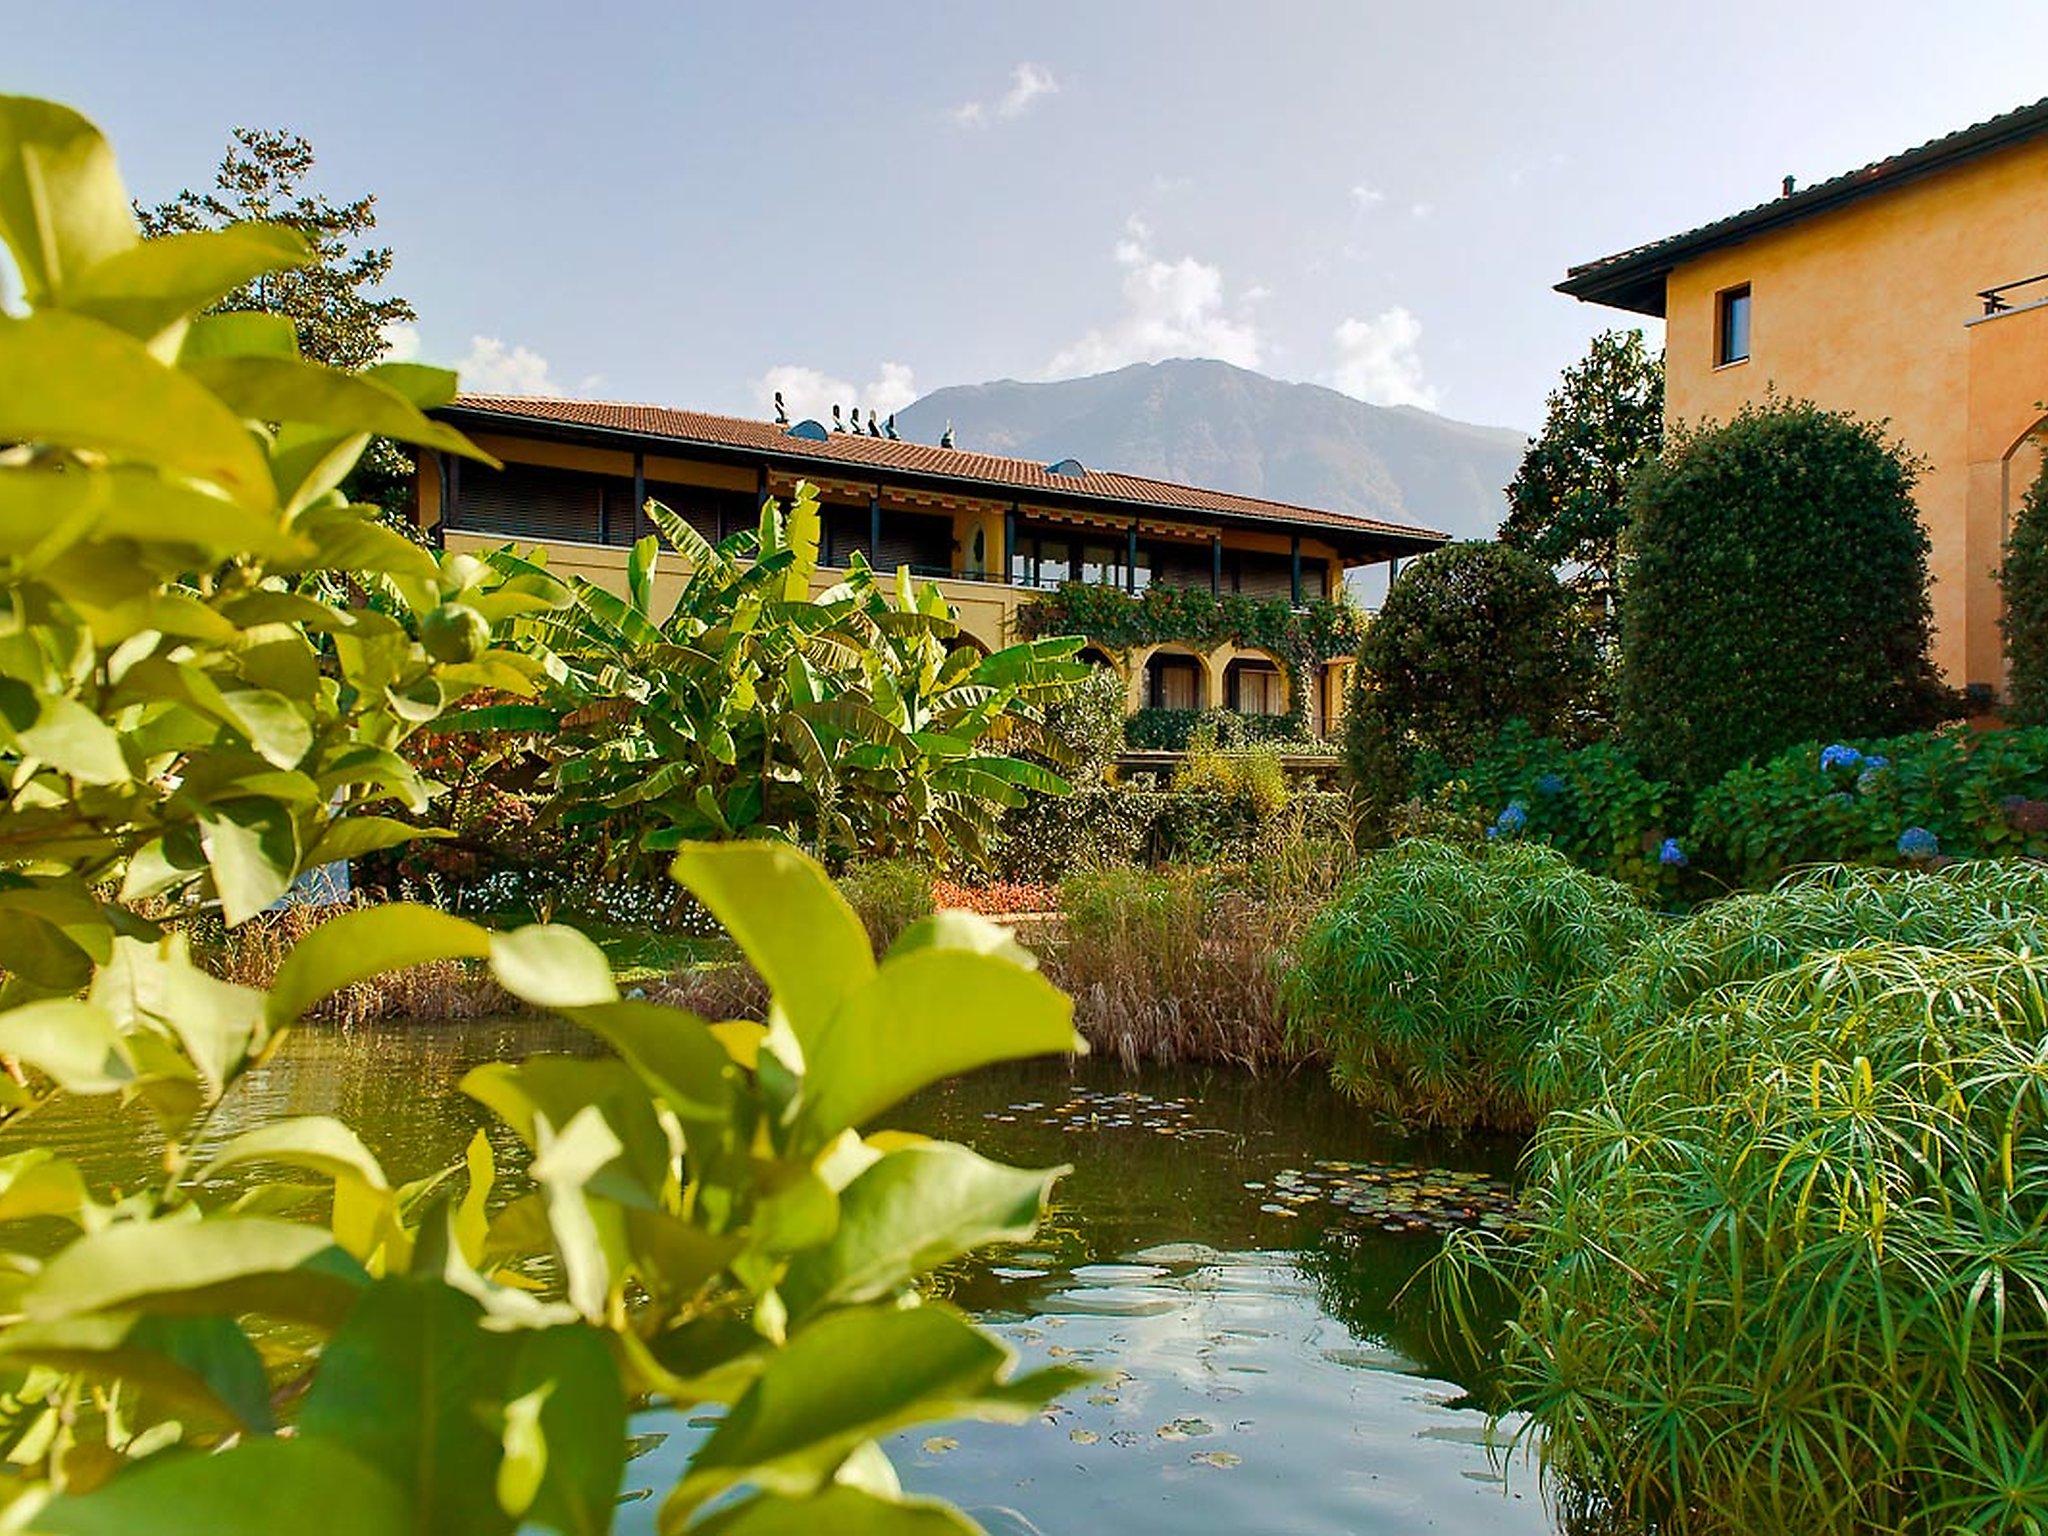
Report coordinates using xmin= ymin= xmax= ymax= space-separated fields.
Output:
xmin=1143 ymin=648 xmax=1207 ymax=710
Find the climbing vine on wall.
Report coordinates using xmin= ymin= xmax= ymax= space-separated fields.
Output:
xmin=1017 ymin=583 xmax=1368 ymax=735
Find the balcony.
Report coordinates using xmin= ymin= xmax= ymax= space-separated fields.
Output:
xmin=1978 ymin=271 xmax=2048 ymax=317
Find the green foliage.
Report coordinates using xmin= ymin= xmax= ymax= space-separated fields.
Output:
xmin=1417 ymin=720 xmax=1681 ymax=896
xmin=1619 ymin=399 xmax=1953 ymax=790
xmin=0 ymin=97 xmax=1084 ymax=1535
xmin=1465 ymin=861 xmax=2048 ymax=1534
xmin=1041 ymin=665 xmax=1127 ymax=782
xmin=1501 ymin=329 xmax=1663 ymax=651
xmin=1017 ymin=582 xmax=1365 ymax=737
xmin=2001 ymin=453 xmax=2048 ymax=725
xmin=1343 ymin=541 xmax=1597 ymax=831
xmin=992 ymin=781 xmax=1350 ymax=883
xmin=472 ymin=502 xmax=1087 ymax=869
xmin=1689 ymin=726 xmax=2048 ymax=886
xmin=1121 ymin=706 xmax=1322 ymax=753
xmin=836 ymin=858 xmax=936 ymax=955
xmin=1283 ymin=840 xmax=1654 ymax=1131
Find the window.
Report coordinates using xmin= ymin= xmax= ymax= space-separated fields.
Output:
xmin=1716 ymin=284 xmax=1751 ymax=366
xmin=1080 ymin=543 xmax=1121 ymax=587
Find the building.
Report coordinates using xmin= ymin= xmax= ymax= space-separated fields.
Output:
xmin=1559 ymin=97 xmax=2048 ymax=700
xmin=412 ymin=395 xmax=1447 ymax=735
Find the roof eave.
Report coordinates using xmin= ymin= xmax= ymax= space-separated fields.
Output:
xmin=435 ymin=404 xmax=1449 ymax=560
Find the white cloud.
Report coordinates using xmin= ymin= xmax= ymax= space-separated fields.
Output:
xmin=752 ymin=361 xmax=919 ymax=428
xmin=1349 ymin=183 xmax=1386 ymax=212
xmin=1044 ymin=217 xmax=1264 ymax=377
xmin=1328 ymin=307 xmax=1440 ymax=410
xmin=951 ymin=61 xmax=1060 ymax=127
xmin=378 ymin=320 xmax=421 ymax=363
xmin=455 ymin=335 xmax=576 ymax=396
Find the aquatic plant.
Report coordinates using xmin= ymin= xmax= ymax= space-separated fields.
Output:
xmin=1283 ymin=840 xmax=1655 ymax=1132
xmin=1466 ymin=933 xmax=2048 ymax=1534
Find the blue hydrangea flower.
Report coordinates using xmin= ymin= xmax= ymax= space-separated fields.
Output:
xmin=1535 ymin=772 xmax=1567 ymax=797
xmin=1484 ymin=825 xmax=1501 ymax=840
xmin=1863 ymin=755 xmax=1890 ymax=772
xmin=1897 ymin=826 xmax=1940 ymax=859
xmin=1856 ymin=769 xmax=1884 ymax=796
xmin=1495 ymin=801 xmax=1528 ymax=834
xmin=1820 ymin=743 xmax=1863 ymax=773
xmin=1658 ymin=837 xmax=1688 ymax=868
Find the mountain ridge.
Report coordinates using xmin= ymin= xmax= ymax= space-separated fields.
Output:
xmin=893 ymin=358 xmax=1527 ymax=543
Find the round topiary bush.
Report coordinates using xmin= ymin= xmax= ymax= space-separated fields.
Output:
xmin=2000 ymin=453 xmax=2048 ymax=725
xmin=1342 ymin=541 xmax=1596 ymax=830
xmin=1619 ymin=399 xmax=1952 ymax=790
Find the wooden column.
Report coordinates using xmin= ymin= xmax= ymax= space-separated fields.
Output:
xmin=1211 ymin=534 xmax=1222 ymax=595
xmin=869 ymin=485 xmax=883 ymax=563
xmin=1126 ymin=521 xmax=1139 ymax=594
xmin=1290 ymin=536 xmax=1302 ymax=606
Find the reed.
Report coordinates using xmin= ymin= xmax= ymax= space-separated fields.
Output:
xmin=188 ymin=898 xmax=524 ymax=1024
xmin=1044 ymin=866 xmax=1309 ymax=1071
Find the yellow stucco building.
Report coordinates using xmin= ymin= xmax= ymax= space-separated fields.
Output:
xmin=1560 ymin=97 xmax=2048 ymax=701
xmin=412 ymin=396 xmax=1446 ymax=736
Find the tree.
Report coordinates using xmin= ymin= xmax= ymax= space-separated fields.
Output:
xmin=1501 ymin=329 xmax=1663 ymax=646
xmin=1619 ymin=399 xmax=1953 ymax=790
xmin=139 ymin=126 xmax=417 ymax=514
xmin=2000 ymin=451 xmax=2048 ymax=724
xmin=1342 ymin=541 xmax=1597 ymax=829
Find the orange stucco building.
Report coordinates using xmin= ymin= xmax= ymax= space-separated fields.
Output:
xmin=1560 ymin=98 xmax=2048 ymax=701
xmin=412 ymin=396 xmax=1446 ymax=736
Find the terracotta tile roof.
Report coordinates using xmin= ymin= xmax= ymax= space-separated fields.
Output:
xmin=1559 ymin=96 xmax=2048 ymax=316
xmin=444 ymin=394 xmax=1448 ymax=549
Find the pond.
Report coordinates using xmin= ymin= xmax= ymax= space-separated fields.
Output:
xmin=8 ymin=1019 xmax=1554 ymax=1536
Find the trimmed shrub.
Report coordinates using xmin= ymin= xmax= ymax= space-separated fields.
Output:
xmin=1044 ymin=666 xmax=1128 ymax=782
xmin=1283 ymin=840 xmax=1655 ymax=1132
xmin=835 ymin=858 xmax=936 ymax=954
xmin=2000 ymin=453 xmax=2048 ymax=724
xmin=991 ymin=776 xmax=1350 ymax=883
xmin=1688 ymin=726 xmax=2048 ymax=887
xmin=1344 ymin=541 xmax=1597 ymax=831
xmin=1417 ymin=719 xmax=1682 ymax=896
xmin=1620 ymin=399 xmax=1953 ymax=790
xmin=1481 ymin=861 xmax=2048 ymax=1535
xmin=1124 ymin=707 xmax=1319 ymax=753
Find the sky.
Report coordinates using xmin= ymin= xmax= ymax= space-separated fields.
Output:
xmin=13 ymin=2 xmax=2048 ymax=433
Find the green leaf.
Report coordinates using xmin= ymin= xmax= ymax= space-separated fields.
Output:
xmin=195 ymin=1115 xmax=389 ymax=1192
xmin=565 ymin=999 xmax=736 ymax=1121
xmin=0 ymin=96 xmax=136 ymax=307
xmin=666 ymin=1305 xmax=1086 ymax=1520
xmin=8 ymin=695 xmax=130 ymax=784
xmin=185 ymin=353 xmax=492 ymax=459
xmin=0 ymin=309 xmax=272 ymax=509
xmin=781 ymin=1143 xmax=1062 ymax=1317
xmin=300 ymin=1278 xmax=515 ymax=1536
xmin=800 ymin=949 xmax=1081 ymax=1138
xmin=530 ymin=1106 xmax=624 ymax=1321
xmin=25 ymin=1217 xmax=367 ymax=1328
xmin=671 ymin=841 xmax=872 ymax=1051
xmin=0 ymin=1148 xmax=90 ymax=1224
xmin=488 ymin=925 xmax=618 ymax=1009
xmin=305 ymin=815 xmax=442 ymax=866
xmin=65 ymin=222 xmax=310 ymax=343
xmin=691 ymin=1488 xmax=983 ymax=1536
xmin=181 ymin=309 xmax=299 ymax=359
xmin=196 ymin=800 xmax=299 ymax=926
xmin=0 ymin=1312 xmax=272 ymax=1432
xmin=504 ymin=1325 xmax=625 ymax=1536
xmin=266 ymin=903 xmax=491 ymax=1028
xmin=33 ymin=1435 xmax=410 ymax=1536
xmin=0 ymin=998 xmax=130 ymax=1094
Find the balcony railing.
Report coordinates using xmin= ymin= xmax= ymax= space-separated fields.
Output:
xmin=1979 ymin=271 xmax=2048 ymax=316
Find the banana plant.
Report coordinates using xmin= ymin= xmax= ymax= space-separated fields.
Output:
xmin=455 ymin=487 xmax=1089 ymax=869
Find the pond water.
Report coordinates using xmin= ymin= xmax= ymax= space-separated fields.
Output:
xmin=8 ymin=1020 xmax=1554 ymax=1536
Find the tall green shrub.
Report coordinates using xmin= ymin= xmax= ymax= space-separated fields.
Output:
xmin=2000 ymin=452 xmax=2048 ymax=724
xmin=1283 ymin=840 xmax=1654 ymax=1131
xmin=1620 ymin=400 xmax=1952 ymax=789
xmin=1343 ymin=541 xmax=1597 ymax=830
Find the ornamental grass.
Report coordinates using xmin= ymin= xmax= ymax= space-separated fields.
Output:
xmin=1440 ymin=860 xmax=2048 ymax=1535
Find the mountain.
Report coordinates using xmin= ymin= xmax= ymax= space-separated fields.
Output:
xmin=893 ymin=358 xmax=1528 ymax=543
